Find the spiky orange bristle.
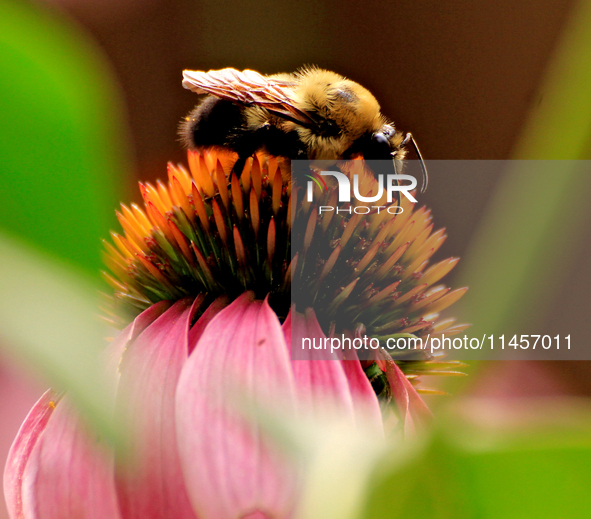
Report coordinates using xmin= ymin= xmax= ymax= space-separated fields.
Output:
xmin=103 ymin=149 xmax=291 ymax=320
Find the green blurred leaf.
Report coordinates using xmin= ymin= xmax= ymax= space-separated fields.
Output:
xmin=456 ymin=0 xmax=591 ymax=336
xmin=0 ymin=0 xmax=132 ymax=277
xmin=0 ymin=232 xmax=124 ymax=448
xmin=451 ymin=0 xmax=591 ymax=363
xmin=362 ymin=401 xmax=591 ymax=518
xmin=457 ymin=161 xmax=591 ymax=337
xmin=513 ymin=0 xmax=591 ymax=160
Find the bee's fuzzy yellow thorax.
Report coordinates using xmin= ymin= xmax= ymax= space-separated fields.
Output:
xmin=295 ymin=69 xmax=383 ymax=144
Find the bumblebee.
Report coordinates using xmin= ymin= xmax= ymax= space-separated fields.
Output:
xmin=180 ymin=67 xmax=427 ymax=191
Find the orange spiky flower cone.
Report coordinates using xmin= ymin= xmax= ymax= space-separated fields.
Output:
xmin=102 ymin=149 xmax=467 ymax=399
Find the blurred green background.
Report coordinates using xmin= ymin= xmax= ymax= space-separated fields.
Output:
xmin=1 ymin=0 xmax=591 ymax=517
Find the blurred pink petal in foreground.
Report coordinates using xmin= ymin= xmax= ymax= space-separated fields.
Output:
xmin=0 ymin=358 xmax=44 ymax=519
xmin=4 ymin=292 xmax=428 ymax=518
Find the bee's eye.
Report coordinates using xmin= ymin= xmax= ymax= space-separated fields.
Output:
xmin=368 ymin=132 xmax=392 ymax=159
xmin=363 ymin=131 xmax=392 ymax=160
xmin=372 ymin=133 xmax=389 ymax=147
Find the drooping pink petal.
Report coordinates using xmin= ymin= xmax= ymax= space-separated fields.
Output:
xmin=339 ymin=347 xmax=384 ymax=434
xmin=19 ymin=398 xmax=122 ymax=519
xmin=176 ymin=292 xmax=299 ymax=519
xmin=284 ymin=308 xmax=356 ymax=421
xmin=115 ymin=297 xmax=201 ymax=519
xmin=187 ymin=295 xmax=229 ymax=352
xmin=103 ymin=300 xmax=172 ymax=395
xmin=377 ymin=349 xmax=432 ymax=435
xmin=4 ymin=390 xmax=60 ymax=519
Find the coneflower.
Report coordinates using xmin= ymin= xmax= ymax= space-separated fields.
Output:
xmin=104 ymin=150 xmax=467 ymax=399
xmin=5 ymin=149 xmax=467 ymax=519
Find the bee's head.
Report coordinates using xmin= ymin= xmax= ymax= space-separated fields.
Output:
xmin=340 ymin=124 xmax=404 ymax=161
xmin=368 ymin=125 xmax=407 ymax=160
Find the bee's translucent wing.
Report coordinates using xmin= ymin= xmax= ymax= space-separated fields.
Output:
xmin=182 ymin=68 xmax=315 ymax=125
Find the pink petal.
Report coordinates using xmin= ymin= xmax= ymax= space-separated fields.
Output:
xmin=4 ymin=390 xmax=60 ymax=519
xmin=115 ymin=298 xmax=200 ymax=519
xmin=176 ymin=292 xmax=299 ymax=519
xmin=377 ymin=349 xmax=432 ymax=435
xmin=187 ymin=295 xmax=229 ymax=352
xmin=103 ymin=300 xmax=172 ymax=400
xmin=339 ymin=348 xmax=383 ymax=434
xmin=283 ymin=308 xmax=356 ymax=421
xmin=284 ymin=308 xmax=382 ymax=432
xmin=20 ymin=398 xmax=122 ymax=519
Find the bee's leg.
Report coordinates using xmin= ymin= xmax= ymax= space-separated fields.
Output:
xmin=231 ymin=125 xmax=307 ymax=179
xmin=370 ymin=158 xmax=401 ymax=209
xmin=229 ymin=127 xmax=270 ymax=178
xmin=392 ymin=160 xmax=402 ymax=209
xmin=231 ymin=156 xmax=249 ymax=178
xmin=362 ymin=131 xmax=403 ymax=209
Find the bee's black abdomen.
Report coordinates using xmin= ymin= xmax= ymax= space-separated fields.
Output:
xmin=180 ymin=96 xmax=244 ymax=149
xmin=180 ymin=96 xmax=307 ymax=178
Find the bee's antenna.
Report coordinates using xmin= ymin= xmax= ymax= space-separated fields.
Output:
xmin=402 ymin=133 xmax=428 ymax=193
